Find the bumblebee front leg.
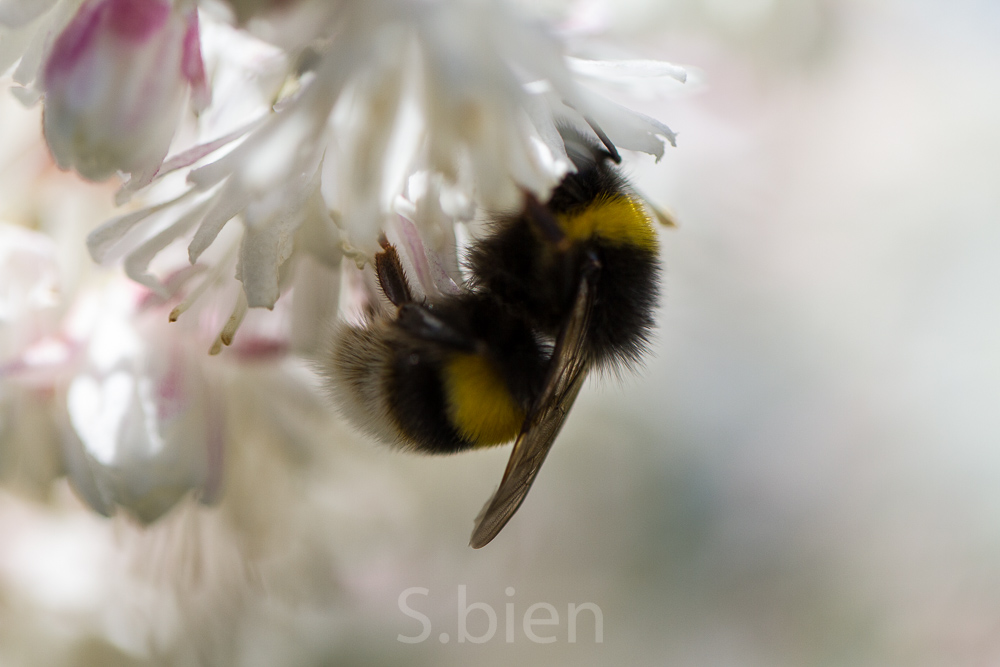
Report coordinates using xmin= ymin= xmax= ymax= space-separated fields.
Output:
xmin=374 ymin=234 xmax=414 ymax=307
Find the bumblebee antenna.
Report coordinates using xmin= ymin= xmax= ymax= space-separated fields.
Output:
xmin=583 ymin=115 xmax=621 ymax=164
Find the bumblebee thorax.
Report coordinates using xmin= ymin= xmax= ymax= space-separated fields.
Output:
xmin=557 ymin=195 xmax=657 ymax=252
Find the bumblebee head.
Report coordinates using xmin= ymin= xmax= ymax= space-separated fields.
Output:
xmin=561 ymin=124 xmax=618 ymax=171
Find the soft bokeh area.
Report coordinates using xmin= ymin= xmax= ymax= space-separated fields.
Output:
xmin=3 ymin=0 xmax=1000 ymax=664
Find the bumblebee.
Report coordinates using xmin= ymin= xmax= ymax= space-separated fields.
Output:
xmin=324 ymin=126 xmax=660 ymax=548
xmin=327 ymin=244 xmax=548 ymax=454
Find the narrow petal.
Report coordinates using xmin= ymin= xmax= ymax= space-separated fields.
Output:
xmin=87 ymin=189 xmax=195 ymax=263
xmin=181 ymin=9 xmax=210 ymax=110
xmin=188 ymin=179 xmax=250 ymax=263
xmin=123 ymin=200 xmax=211 ymax=296
xmin=116 ymin=115 xmax=266 ymax=205
xmin=577 ymin=87 xmax=677 ymax=159
xmin=567 ymin=57 xmax=688 ymax=84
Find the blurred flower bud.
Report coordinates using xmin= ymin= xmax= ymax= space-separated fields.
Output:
xmin=40 ymin=0 xmax=209 ymax=182
xmin=63 ymin=285 xmax=223 ymax=523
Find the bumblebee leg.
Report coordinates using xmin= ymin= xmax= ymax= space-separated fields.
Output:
xmin=374 ymin=236 xmax=414 ymax=307
xmin=396 ymin=303 xmax=477 ymax=352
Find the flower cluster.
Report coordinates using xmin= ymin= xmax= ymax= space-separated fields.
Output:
xmin=0 ymin=0 xmax=685 ymax=659
xmin=10 ymin=0 xmax=682 ymax=336
xmin=1 ymin=0 xmax=683 ymax=548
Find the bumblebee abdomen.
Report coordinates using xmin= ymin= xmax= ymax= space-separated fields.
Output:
xmin=385 ymin=345 xmax=530 ymax=452
xmin=386 ymin=342 xmax=469 ymax=453
xmin=325 ymin=321 xmax=468 ymax=453
xmin=327 ymin=297 xmax=544 ymax=454
xmin=442 ymin=353 xmax=526 ymax=447
xmin=324 ymin=322 xmax=404 ymax=447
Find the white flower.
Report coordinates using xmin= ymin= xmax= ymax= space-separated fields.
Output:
xmin=39 ymin=0 xmax=209 ymax=182
xmin=68 ymin=0 xmax=683 ymax=351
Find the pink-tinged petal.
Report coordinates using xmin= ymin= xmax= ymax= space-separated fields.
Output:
xmin=117 ymin=116 xmax=266 ymax=205
xmin=393 ymin=214 xmax=461 ymax=298
xmin=154 ymin=344 xmax=186 ymax=422
xmin=40 ymin=0 xmax=209 ymax=181
xmin=114 ymin=118 xmax=265 ymax=204
xmin=42 ymin=0 xmax=106 ymax=86
xmin=0 ymin=336 xmax=75 ymax=386
xmin=181 ymin=9 xmax=210 ymax=110
xmin=156 ymin=117 xmax=265 ymax=180
xmin=229 ymin=337 xmax=288 ymax=360
xmin=106 ymin=0 xmax=169 ymax=42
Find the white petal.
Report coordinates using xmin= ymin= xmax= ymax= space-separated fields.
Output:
xmin=567 ymin=57 xmax=688 ymax=84
xmin=8 ymin=85 xmax=42 ymax=106
xmin=60 ymin=427 xmax=116 ymax=518
xmin=522 ymin=89 xmax=573 ymax=175
xmin=188 ymin=179 xmax=250 ymax=263
xmin=87 ymin=189 xmax=195 ymax=263
xmin=237 ymin=209 xmax=298 ymax=309
xmin=10 ymin=13 xmax=47 ymax=86
xmin=576 ymin=87 xmax=677 ymax=159
xmin=123 ymin=200 xmax=211 ymax=296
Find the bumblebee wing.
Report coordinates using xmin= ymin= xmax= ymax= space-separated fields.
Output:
xmin=469 ymin=255 xmax=599 ymax=548
xmin=468 ymin=367 xmax=588 ymax=548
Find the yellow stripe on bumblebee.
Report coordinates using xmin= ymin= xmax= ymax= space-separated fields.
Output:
xmin=443 ymin=353 xmax=526 ymax=447
xmin=558 ymin=195 xmax=658 ymax=252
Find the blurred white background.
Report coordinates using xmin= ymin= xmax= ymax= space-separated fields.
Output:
xmin=3 ymin=0 xmax=1000 ymax=665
